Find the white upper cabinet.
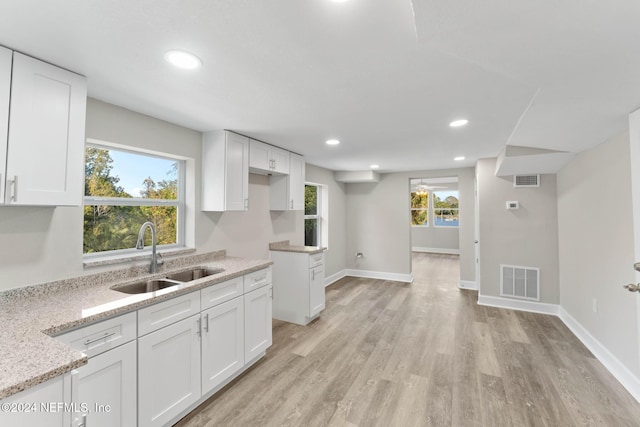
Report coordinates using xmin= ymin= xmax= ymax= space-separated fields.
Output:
xmin=0 ymin=47 xmax=11 ymax=204
xmin=5 ymin=52 xmax=87 ymax=206
xmin=202 ymin=130 xmax=249 ymax=211
xmin=269 ymin=152 xmax=305 ymax=211
xmin=249 ymin=139 xmax=289 ymax=175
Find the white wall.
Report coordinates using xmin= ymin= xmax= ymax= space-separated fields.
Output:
xmin=411 ymin=227 xmax=459 ymax=252
xmin=557 ymin=132 xmax=640 ymax=377
xmin=0 ymin=98 xmax=303 ymax=291
xmin=345 ymin=167 xmax=475 ymax=282
xmin=476 ymin=158 xmax=560 ymax=303
xmin=305 ymin=164 xmax=347 ymax=280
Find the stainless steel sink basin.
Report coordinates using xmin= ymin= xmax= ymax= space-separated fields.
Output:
xmin=166 ymin=267 xmax=225 ymax=282
xmin=112 ymin=279 xmax=181 ymax=295
xmin=111 ymin=267 xmax=225 ymax=294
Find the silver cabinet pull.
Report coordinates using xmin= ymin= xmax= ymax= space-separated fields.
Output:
xmin=290 ymin=200 xmax=293 ymax=209
xmin=78 ymin=414 xmax=87 ymax=427
xmin=204 ymin=313 xmax=209 ymax=333
xmin=9 ymin=175 xmax=17 ymax=202
xmin=623 ymin=283 xmax=640 ymax=292
xmin=84 ymin=332 xmax=116 ymax=346
xmin=244 ymin=198 xmax=249 ymax=210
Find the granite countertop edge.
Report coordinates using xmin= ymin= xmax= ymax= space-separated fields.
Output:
xmin=0 ymin=253 xmax=272 ymax=399
xmin=268 ymin=240 xmax=327 ymax=255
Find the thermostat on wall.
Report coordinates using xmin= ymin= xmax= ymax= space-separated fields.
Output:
xmin=506 ymin=201 xmax=519 ymax=210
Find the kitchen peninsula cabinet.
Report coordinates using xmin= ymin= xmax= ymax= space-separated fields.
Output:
xmin=1 ymin=51 xmax=86 ymax=206
xmin=202 ymin=130 xmax=249 ymax=211
xmin=270 ymin=245 xmax=326 ymax=325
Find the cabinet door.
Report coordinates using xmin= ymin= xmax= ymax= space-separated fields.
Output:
xmin=270 ymin=146 xmax=290 ymax=175
xmin=0 ymin=374 xmax=71 ymax=427
xmin=225 ymin=132 xmax=249 ymax=211
xmin=75 ymin=341 xmax=137 ymax=427
xmin=249 ymin=139 xmax=271 ymax=172
xmin=6 ymin=53 xmax=86 ymax=206
xmin=201 ymin=297 xmax=244 ymax=395
xmin=0 ymin=47 xmax=11 ymax=203
xmin=309 ymin=265 xmax=325 ymax=317
xmin=138 ymin=315 xmax=201 ymax=427
xmin=289 ymin=153 xmax=305 ymax=210
xmin=244 ymin=285 xmax=273 ymax=363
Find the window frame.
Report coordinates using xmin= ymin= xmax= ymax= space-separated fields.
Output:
xmin=304 ymin=182 xmax=329 ymax=248
xmin=432 ymin=190 xmax=460 ymax=228
xmin=83 ymin=139 xmax=186 ymax=259
xmin=410 ymin=190 xmax=430 ymax=227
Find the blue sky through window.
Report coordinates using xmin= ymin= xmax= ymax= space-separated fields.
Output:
xmin=108 ymin=150 xmax=177 ymax=197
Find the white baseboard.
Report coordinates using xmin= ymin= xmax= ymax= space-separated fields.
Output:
xmin=325 ymin=270 xmax=347 ymax=288
xmin=477 ymin=294 xmax=640 ymax=402
xmin=559 ymin=307 xmax=640 ymax=402
xmin=345 ymin=269 xmax=413 ymax=283
xmin=458 ymin=280 xmax=477 ymax=290
xmin=477 ymin=295 xmax=560 ymax=315
xmin=412 ymin=246 xmax=460 ymax=255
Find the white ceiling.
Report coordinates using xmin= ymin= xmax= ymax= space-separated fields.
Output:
xmin=1 ymin=0 xmax=639 ymax=173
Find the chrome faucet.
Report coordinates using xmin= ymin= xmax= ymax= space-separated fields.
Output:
xmin=136 ymin=221 xmax=164 ymax=273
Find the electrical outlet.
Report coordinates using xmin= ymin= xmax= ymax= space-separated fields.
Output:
xmin=592 ymin=298 xmax=598 ymax=313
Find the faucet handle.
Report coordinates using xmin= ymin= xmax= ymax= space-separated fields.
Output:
xmin=156 ymin=253 xmax=164 ymax=267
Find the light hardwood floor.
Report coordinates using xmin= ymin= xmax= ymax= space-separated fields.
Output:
xmin=175 ymin=253 xmax=640 ymax=426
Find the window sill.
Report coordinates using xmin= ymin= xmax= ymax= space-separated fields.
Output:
xmin=83 ymin=247 xmax=196 ymax=269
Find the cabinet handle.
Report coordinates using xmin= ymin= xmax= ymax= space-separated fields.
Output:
xmin=78 ymin=414 xmax=87 ymax=427
xmin=290 ymin=200 xmax=293 ymax=209
xmin=84 ymin=332 xmax=116 ymax=346
xmin=204 ymin=313 xmax=209 ymax=332
xmin=244 ymin=198 xmax=249 ymax=210
xmin=197 ymin=318 xmax=201 ymax=337
xmin=253 ymin=275 xmax=265 ymax=282
xmin=9 ymin=175 xmax=17 ymax=202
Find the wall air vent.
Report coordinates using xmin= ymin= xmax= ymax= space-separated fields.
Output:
xmin=500 ymin=265 xmax=539 ymax=301
xmin=514 ymin=174 xmax=539 ymax=187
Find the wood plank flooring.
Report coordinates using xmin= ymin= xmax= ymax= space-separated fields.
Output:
xmin=175 ymin=253 xmax=640 ymax=426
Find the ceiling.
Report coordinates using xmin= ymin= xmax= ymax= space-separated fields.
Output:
xmin=1 ymin=0 xmax=639 ymax=173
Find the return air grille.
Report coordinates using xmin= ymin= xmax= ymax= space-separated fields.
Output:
xmin=500 ymin=265 xmax=539 ymax=301
xmin=514 ymin=174 xmax=539 ymax=187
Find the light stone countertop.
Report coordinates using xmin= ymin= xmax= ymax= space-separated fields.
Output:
xmin=269 ymin=240 xmax=326 ymax=255
xmin=0 ymin=251 xmax=272 ymax=399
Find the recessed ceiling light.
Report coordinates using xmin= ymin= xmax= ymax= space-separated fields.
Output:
xmin=370 ymin=164 xmax=379 ymax=169
xmin=449 ymin=119 xmax=469 ymax=128
xmin=454 ymin=156 xmax=466 ymax=161
xmin=330 ymin=0 xmax=351 ymax=3
xmin=326 ymin=139 xmax=340 ymax=145
xmin=164 ymin=50 xmax=202 ymax=70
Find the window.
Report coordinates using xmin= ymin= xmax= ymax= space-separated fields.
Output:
xmin=433 ymin=191 xmax=459 ymax=227
xmin=304 ymin=184 xmax=320 ymax=246
xmin=83 ymin=143 xmax=185 ymax=255
xmin=410 ymin=190 xmax=429 ymax=226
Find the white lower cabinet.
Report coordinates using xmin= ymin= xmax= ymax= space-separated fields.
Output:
xmin=138 ymin=314 xmax=202 ymax=427
xmin=309 ymin=264 xmax=326 ymax=317
xmin=202 ymin=297 xmax=244 ymax=394
xmin=0 ymin=373 xmax=74 ymax=427
xmin=244 ymin=284 xmax=273 ymax=363
xmin=74 ymin=340 xmax=137 ymax=427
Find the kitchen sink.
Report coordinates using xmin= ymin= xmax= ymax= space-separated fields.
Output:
xmin=112 ymin=279 xmax=182 ymax=294
xmin=166 ymin=267 xmax=225 ymax=282
xmin=111 ymin=267 xmax=225 ymax=294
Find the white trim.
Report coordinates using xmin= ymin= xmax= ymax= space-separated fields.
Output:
xmin=412 ymin=247 xmax=460 ymax=255
xmin=345 ymin=269 xmax=413 ymax=283
xmin=458 ymin=280 xmax=477 ymax=290
xmin=325 ymin=270 xmax=347 ymax=287
xmin=477 ymin=295 xmax=560 ymax=315
xmin=559 ymin=307 xmax=640 ymax=403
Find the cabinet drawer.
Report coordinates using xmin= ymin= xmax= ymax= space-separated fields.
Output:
xmin=309 ymin=253 xmax=324 ymax=268
xmin=201 ymin=276 xmax=244 ymax=311
xmin=244 ymin=267 xmax=271 ymax=293
xmin=138 ymin=291 xmax=201 ymax=336
xmin=56 ymin=312 xmax=136 ymax=358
